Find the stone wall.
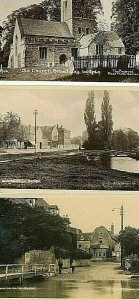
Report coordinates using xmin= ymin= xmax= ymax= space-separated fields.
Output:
xmin=73 ymin=259 xmax=91 ymax=267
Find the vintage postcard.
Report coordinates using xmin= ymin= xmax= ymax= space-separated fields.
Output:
xmin=0 ymin=0 xmax=139 ymax=82
xmin=0 ymin=85 xmax=139 ymax=190
xmin=0 ymin=190 xmax=139 ymax=299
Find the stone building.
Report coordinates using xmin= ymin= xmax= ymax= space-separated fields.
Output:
xmin=79 ymin=31 xmax=125 ymax=57
xmin=58 ymin=125 xmax=71 ymax=148
xmin=8 ymin=0 xmax=96 ymax=69
xmin=77 ymin=225 xmax=121 ymax=261
xmin=41 ymin=125 xmax=59 ymax=148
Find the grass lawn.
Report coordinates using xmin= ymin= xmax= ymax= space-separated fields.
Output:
xmin=0 ymin=151 xmax=139 ymax=190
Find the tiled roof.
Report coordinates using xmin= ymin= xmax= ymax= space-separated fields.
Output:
xmin=18 ymin=18 xmax=73 ymax=38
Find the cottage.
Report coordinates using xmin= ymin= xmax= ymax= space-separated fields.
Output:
xmin=41 ymin=125 xmax=59 ymax=148
xmin=79 ymin=31 xmax=125 ymax=57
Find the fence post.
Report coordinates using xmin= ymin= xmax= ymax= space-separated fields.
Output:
xmin=34 ymin=265 xmax=37 ymax=276
xmin=20 ymin=265 xmax=24 ymax=284
xmin=5 ymin=265 xmax=8 ymax=281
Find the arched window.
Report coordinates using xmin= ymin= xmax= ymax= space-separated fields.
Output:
xmin=59 ymin=54 xmax=67 ymax=65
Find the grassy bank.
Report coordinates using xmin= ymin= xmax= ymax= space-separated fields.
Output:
xmin=0 ymin=151 xmax=139 ymax=190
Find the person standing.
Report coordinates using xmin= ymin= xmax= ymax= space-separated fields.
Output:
xmin=71 ymin=261 xmax=75 ymax=273
xmin=58 ymin=257 xmax=63 ymax=274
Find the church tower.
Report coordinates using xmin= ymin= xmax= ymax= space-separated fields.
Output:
xmin=61 ymin=0 xmax=94 ymax=41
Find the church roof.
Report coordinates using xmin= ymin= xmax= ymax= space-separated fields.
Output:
xmin=18 ymin=18 xmax=73 ymax=39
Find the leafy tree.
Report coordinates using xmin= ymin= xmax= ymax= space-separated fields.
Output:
xmin=101 ymin=90 xmax=113 ymax=149
xmin=1 ymin=0 xmax=102 ymax=66
xmin=84 ymin=91 xmax=97 ymax=149
xmin=119 ymin=226 xmax=139 ymax=257
xmin=112 ymin=129 xmax=129 ymax=151
xmin=0 ymin=111 xmax=20 ymax=142
xmin=112 ymin=128 xmax=139 ymax=151
xmin=111 ymin=0 xmax=139 ymax=54
xmin=0 ymin=199 xmax=73 ymax=263
xmin=127 ymin=128 xmax=139 ymax=151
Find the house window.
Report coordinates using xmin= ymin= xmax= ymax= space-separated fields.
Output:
xmin=96 ymin=44 xmax=103 ymax=55
xmin=39 ymin=47 xmax=47 ymax=59
xmin=86 ymin=28 xmax=90 ymax=35
xmin=78 ymin=27 xmax=82 ymax=34
xmin=118 ymin=47 xmax=122 ymax=54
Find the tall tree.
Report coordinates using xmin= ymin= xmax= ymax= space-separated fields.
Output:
xmin=111 ymin=0 xmax=139 ymax=54
xmin=84 ymin=91 xmax=97 ymax=149
xmin=101 ymin=90 xmax=113 ymax=149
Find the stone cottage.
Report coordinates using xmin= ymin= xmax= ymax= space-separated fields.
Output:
xmin=79 ymin=31 xmax=125 ymax=57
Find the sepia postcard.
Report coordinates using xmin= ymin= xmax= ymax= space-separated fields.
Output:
xmin=0 ymin=85 xmax=139 ymax=190
xmin=0 ymin=190 xmax=139 ymax=299
xmin=0 ymin=0 xmax=139 ymax=82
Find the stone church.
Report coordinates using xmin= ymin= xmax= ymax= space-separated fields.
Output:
xmin=8 ymin=0 xmax=95 ymax=69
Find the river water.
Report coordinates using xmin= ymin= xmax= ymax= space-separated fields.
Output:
xmin=111 ymin=157 xmax=139 ymax=174
xmin=1 ymin=278 xmax=139 ymax=298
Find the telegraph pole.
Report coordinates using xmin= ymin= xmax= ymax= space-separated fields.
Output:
xmin=112 ymin=204 xmax=125 ymax=268
xmin=34 ymin=110 xmax=38 ymax=154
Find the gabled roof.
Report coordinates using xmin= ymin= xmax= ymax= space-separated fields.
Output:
xmin=80 ymin=31 xmax=125 ymax=49
xmin=18 ymin=18 xmax=73 ymax=39
xmin=80 ymin=34 xmax=95 ymax=48
xmin=41 ymin=126 xmax=56 ymax=139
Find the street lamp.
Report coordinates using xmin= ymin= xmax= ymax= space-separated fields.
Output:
xmin=33 ymin=110 xmax=38 ymax=154
xmin=112 ymin=205 xmax=125 ymax=268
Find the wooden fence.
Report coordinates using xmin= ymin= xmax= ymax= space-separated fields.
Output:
xmin=74 ymin=55 xmax=136 ymax=72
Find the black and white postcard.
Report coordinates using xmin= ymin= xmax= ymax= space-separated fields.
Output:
xmin=0 ymin=86 xmax=139 ymax=190
xmin=0 ymin=0 xmax=139 ymax=82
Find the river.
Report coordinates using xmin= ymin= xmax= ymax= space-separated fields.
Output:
xmin=1 ymin=263 xmax=139 ymax=299
xmin=1 ymin=277 xmax=139 ymax=298
xmin=111 ymin=157 xmax=139 ymax=174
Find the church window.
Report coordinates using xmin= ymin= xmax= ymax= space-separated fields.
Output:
xmin=39 ymin=47 xmax=47 ymax=59
xmin=72 ymin=48 xmax=78 ymax=58
xmin=86 ymin=28 xmax=90 ymax=35
xmin=65 ymin=0 xmax=67 ymax=8
xmin=78 ymin=27 xmax=82 ymax=34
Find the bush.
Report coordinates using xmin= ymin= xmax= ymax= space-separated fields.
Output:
xmin=71 ymin=249 xmax=92 ymax=260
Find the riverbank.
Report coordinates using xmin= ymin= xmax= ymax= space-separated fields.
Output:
xmin=0 ymin=151 xmax=139 ymax=189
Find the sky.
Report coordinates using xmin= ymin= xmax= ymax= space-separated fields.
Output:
xmin=0 ymin=0 xmax=114 ymax=29
xmin=1 ymin=191 xmax=139 ymax=234
xmin=0 ymin=86 xmax=139 ymax=138
xmin=44 ymin=193 xmax=139 ymax=234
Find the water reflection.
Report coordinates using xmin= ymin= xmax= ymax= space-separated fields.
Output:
xmin=95 ymin=153 xmax=139 ymax=174
xmin=1 ymin=279 xmax=139 ymax=298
